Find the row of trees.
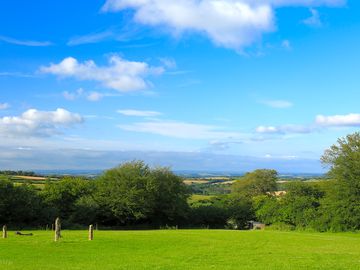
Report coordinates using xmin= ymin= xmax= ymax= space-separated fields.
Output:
xmin=0 ymin=162 xmax=190 ymax=228
xmin=253 ymin=133 xmax=360 ymax=231
xmin=1 ymin=133 xmax=360 ymax=231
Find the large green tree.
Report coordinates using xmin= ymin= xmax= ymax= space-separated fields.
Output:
xmin=95 ymin=161 xmax=189 ymax=225
xmin=232 ymin=169 xmax=278 ymax=198
xmin=320 ymin=132 xmax=360 ymax=231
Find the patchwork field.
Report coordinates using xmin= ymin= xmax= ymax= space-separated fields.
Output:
xmin=1 ymin=230 xmax=359 ymax=270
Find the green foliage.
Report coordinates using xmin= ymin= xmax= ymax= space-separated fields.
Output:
xmin=41 ymin=177 xmax=95 ymax=224
xmin=149 ymin=167 xmax=190 ymax=223
xmin=319 ymin=132 xmax=360 ymax=231
xmin=0 ymin=179 xmax=46 ymax=227
xmin=322 ymin=132 xmax=360 ymax=191
xmin=254 ymin=182 xmax=324 ymax=229
xmin=253 ymin=195 xmax=281 ymax=225
xmin=232 ymin=169 xmax=278 ymax=198
xmin=188 ymin=196 xmax=229 ymax=228
xmin=95 ymin=161 xmax=189 ymax=225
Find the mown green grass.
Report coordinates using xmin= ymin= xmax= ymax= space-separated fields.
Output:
xmin=1 ymin=230 xmax=360 ymax=270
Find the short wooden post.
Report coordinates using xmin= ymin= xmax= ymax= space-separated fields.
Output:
xmin=54 ymin=218 xmax=61 ymax=242
xmin=2 ymin=225 xmax=7 ymax=239
xmin=89 ymin=225 xmax=94 ymax=241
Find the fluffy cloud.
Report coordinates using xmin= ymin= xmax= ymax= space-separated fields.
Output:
xmin=0 ymin=108 xmax=83 ymax=138
xmin=40 ymin=55 xmax=165 ymax=92
xmin=316 ymin=113 xmax=360 ymax=127
xmin=117 ymin=109 xmax=162 ymax=117
xmin=102 ymin=0 xmax=345 ymax=50
xmin=119 ymin=120 xmax=240 ymax=139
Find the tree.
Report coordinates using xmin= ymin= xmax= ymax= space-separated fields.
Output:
xmin=320 ymin=132 xmax=360 ymax=231
xmin=0 ymin=178 xmax=46 ymax=227
xmin=232 ymin=169 xmax=278 ymax=198
xmin=149 ymin=167 xmax=190 ymax=224
xmin=41 ymin=177 xmax=94 ymax=224
xmin=279 ymin=182 xmax=323 ymax=228
xmin=95 ymin=161 xmax=189 ymax=225
xmin=322 ymin=132 xmax=360 ymax=192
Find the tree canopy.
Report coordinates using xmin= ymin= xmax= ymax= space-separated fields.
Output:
xmin=232 ymin=169 xmax=278 ymax=198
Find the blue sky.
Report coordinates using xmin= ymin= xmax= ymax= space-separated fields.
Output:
xmin=0 ymin=0 xmax=359 ymax=172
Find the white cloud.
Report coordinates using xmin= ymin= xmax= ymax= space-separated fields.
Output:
xmin=302 ymin=8 xmax=322 ymax=27
xmin=117 ymin=109 xmax=162 ymax=117
xmin=256 ymin=125 xmax=314 ymax=134
xmin=0 ymin=35 xmax=52 ymax=47
xmin=102 ymin=0 xmax=345 ymax=50
xmin=0 ymin=103 xmax=10 ymax=110
xmin=63 ymin=88 xmax=104 ymax=102
xmin=0 ymin=108 xmax=83 ymax=138
xmin=87 ymin=92 xmax=103 ymax=101
xmin=40 ymin=55 xmax=165 ymax=92
xmin=256 ymin=112 xmax=360 ymax=135
xmin=119 ymin=120 xmax=240 ymax=139
xmin=316 ymin=113 xmax=360 ymax=127
xmin=264 ymin=153 xmax=298 ymax=160
xmin=67 ymin=30 xmax=115 ymax=46
xmin=260 ymin=99 xmax=293 ymax=108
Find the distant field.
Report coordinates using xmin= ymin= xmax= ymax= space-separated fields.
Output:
xmin=188 ymin=194 xmax=214 ymax=203
xmin=1 ymin=230 xmax=359 ymax=270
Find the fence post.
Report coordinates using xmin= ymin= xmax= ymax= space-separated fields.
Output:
xmin=2 ymin=225 xmax=7 ymax=239
xmin=89 ymin=225 xmax=94 ymax=241
xmin=54 ymin=218 xmax=61 ymax=242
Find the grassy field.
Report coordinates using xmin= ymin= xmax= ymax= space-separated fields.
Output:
xmin=1 ymin=230 xmax=360 ymax=270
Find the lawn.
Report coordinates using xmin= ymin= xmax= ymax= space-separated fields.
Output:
xmin=1 ymin=230 xmax=360 ymax=270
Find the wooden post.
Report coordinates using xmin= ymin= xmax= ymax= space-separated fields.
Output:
xmin=89 ymin=225 xmax=94 ymax=241
xmin=54 ymin=218 xmax=61 ymax=242
xmin=2 ymin=225 xmax=7 ymax=239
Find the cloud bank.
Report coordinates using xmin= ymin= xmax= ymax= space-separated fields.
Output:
xmin=102 ymin=0 xmax=345 ymax=50
xmin=119 ymin=120 xmax=240 ymax=139
xmin=257 ymin=113 xmax=360 ymax=135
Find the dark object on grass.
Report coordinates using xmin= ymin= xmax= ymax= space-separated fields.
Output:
xmin=15 ymin=231 xmax=33 ymax=236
